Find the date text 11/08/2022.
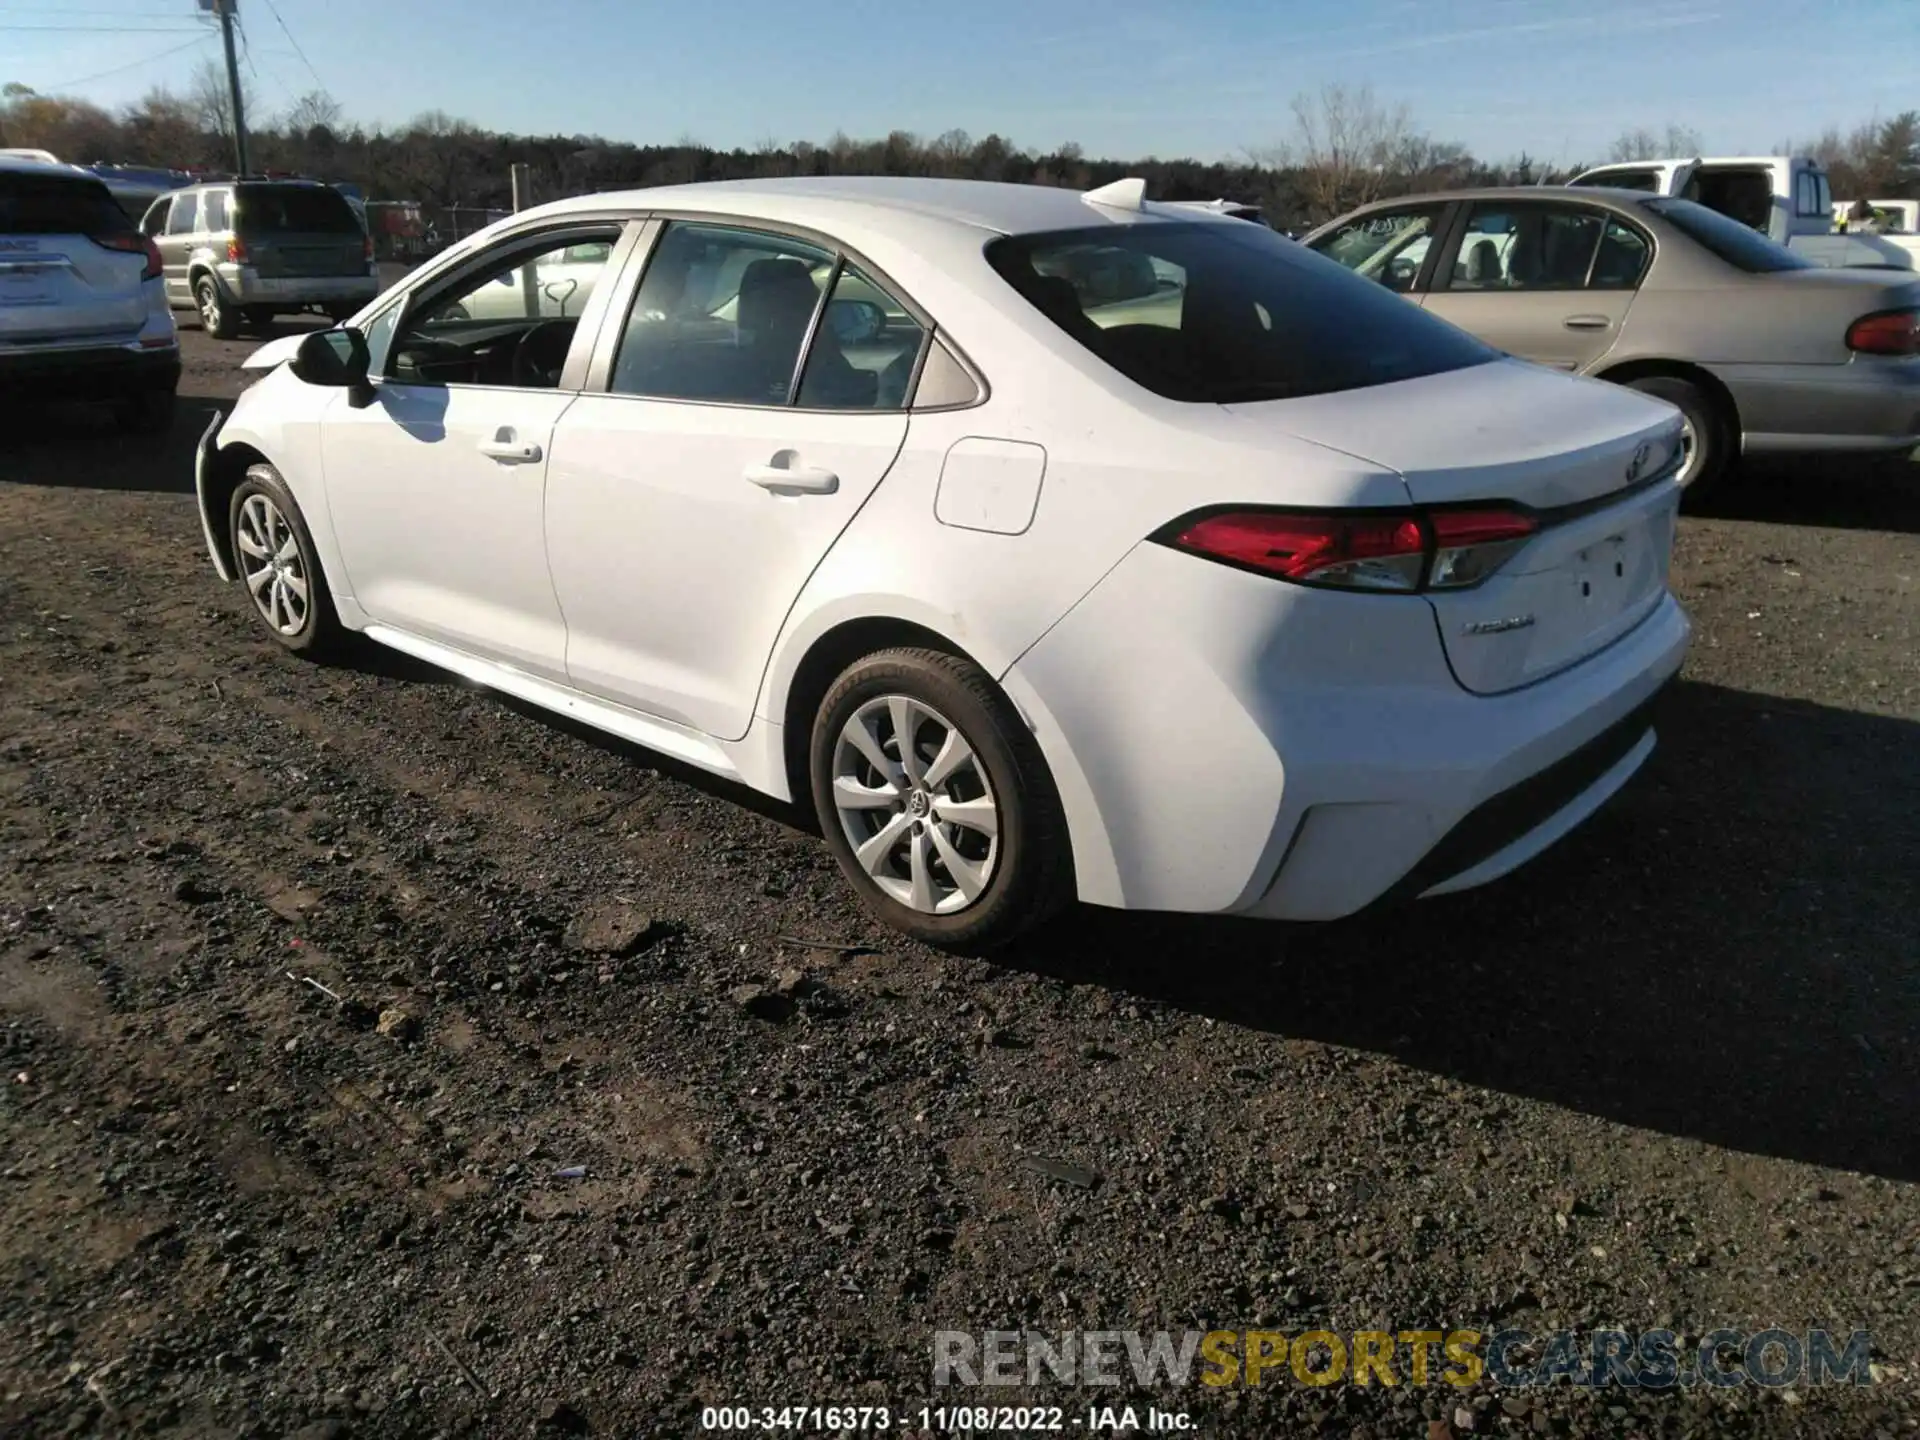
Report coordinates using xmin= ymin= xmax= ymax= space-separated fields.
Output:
xmin=700 ymin=1406 xmax=1193 ymax=1432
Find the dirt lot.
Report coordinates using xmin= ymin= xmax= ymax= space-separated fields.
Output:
xmin=2 ymin=326 xmax=1918 ymax=1440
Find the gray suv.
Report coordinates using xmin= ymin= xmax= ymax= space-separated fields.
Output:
xmin=141 ymin=178 xmax=378 ymax=338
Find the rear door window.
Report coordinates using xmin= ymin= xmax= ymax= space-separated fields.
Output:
xmin=987 ymin=220 xmax=1495 ymax=404
xmin=202 ymin=188 xmax=230 ymax=232
xmin=166 ymin=191 xmax=200 ymax=235
xmin=0 ymin=171 xmax=132 ymax=234
xmin=235 ymin=184 xmax=361 ymax=234
xmin=1441 ymin=205 xmax=1606 ymax=291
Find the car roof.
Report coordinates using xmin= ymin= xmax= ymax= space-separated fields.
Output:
xmin=0 ymin=155 xmax=109 ymax=182
xmin=531 ymin=176 xmax=1214 ymax=238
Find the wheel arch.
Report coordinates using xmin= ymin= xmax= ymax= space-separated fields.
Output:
xmin=775 ymin=612 xmax=998 ymax=808
xmin=199 ymin=437 xmax=268 ymax=581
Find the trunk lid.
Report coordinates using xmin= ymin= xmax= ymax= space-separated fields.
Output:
xmin=1222 ymin=358 xmax=1684 ymax=694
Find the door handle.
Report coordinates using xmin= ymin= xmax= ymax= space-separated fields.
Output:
xmin=1563 ymin=314 xmax=1612 ymax=331
xmin=744 ymin=459 xmax=839 ymax=496
xmin=478 ymin=432 xmax=542 ymax=464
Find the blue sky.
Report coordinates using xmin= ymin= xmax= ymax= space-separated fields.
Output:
xmin=7 ymin=0 xmax=1915 ymax=167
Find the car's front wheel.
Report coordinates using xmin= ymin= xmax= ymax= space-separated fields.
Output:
xmin=196 ymin=276 xmax=240 ymax=339
xmin=228 ymin=463 xmax=342 ymax=657
xmin=810 ymin=647 xmax=1071 ymax=951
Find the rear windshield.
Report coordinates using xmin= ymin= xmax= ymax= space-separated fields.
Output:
xmin=235 ymin=183 xmax=361 ymax=234
xmin=985 ymin=221 xmax=1494 ymax=404
xmin=1643 ymin=197 xmax=1814 ymax=272
xmin=0 ymin=171 xmax=132 ymax=235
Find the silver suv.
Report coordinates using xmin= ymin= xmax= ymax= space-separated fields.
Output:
xmin=0 ymin=156 xmax=179 ymax=432
xmin=141 ymin=178 xmax=378 ymax=338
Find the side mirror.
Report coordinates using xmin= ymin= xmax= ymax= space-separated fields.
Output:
xmin=290 ymin=326 xmax=373 ymax=405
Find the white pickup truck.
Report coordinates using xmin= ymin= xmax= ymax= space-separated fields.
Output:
xmin=1568 ymin=155 xmax=1917 ymax=269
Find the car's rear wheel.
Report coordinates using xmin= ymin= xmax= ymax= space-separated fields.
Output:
xmin=113 ymin=391 xmax=175 ymax=435
xmin=810 ymin=647 xmax=1071 ymax=951
xmin=1626 ymin=374 xmax=1727 ymax=505
xmin=196 ymin=276 xmax=240 ymax=339
xmin=228 ymin=463 xmax=341 ymax=658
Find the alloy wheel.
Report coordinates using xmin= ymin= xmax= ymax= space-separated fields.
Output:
xmin=235 ymin=493 xmax=309 ymax=637
xmin=830 ymin=694 xmax=999 ymax=915
xmin=199 ymin=284 xmax=222 ymax=333
xmin=1675 ymin=413 xmax=1700 ymax=487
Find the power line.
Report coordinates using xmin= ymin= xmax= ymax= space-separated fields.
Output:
xmin=257 ymin=0 xmax=324 ymax=93
xmin=44 ymin=32 xmax=215 ymax=90
xmin=0 ymin=23 xmax=211 ymax=31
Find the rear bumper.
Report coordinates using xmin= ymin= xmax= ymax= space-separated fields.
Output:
xmin=0 ymin=339 xmax=180 ymax=399
xmin=1724 ymin=358 xmax=1920 ymax=454
xmin=1001 ymin=540 xmax=1690 ymax=921
xmin=216 ymin=264 xmax=379 ymax=307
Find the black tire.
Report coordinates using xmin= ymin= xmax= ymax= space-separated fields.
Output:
xmin=226 ymin=463 xmax=343 ymax=658
xmin=196 ymin=275 xmax=240 ymax=339
xmin=325 ymin=305 xmax=358 ymax=324
xmin=243 ymin=306 xmax=277 ymax=333
xmin=113 ymin=390 xmax=175 ymax=435
xmin=1625 ymin=374 xmax=1728 ymax=506
xmin=809 ymin=647 xmax=1072 ymax=951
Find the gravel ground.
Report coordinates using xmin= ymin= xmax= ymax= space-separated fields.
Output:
xmin=1 ymin=326 xmax=1917 ymax=1440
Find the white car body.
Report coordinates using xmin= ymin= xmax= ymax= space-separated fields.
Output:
xmin=199 ymin=176 xmax=1689 ymax=935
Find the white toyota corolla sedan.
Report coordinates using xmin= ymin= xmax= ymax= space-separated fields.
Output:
xmin=195 ymin=175 xmax=1691 ymax=949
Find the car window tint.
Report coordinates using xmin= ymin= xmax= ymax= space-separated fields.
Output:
xmin=1309 ymin=208 xmax=1442 ymax=292
xmin=166 ymin=191 xmax=200 ymax=235
xmin=1447 ymin=206 xmax=1604 ymax=291
xmin=1590 ymin=220 xmax=1650 ymax=289
xmin=611 ymin=223 xmax=836 ymax=405
xmin=387 ymin=230 xmax=618 ymax=389
xmin=795 ymin=262 xmax=927 ymax=410
xmin=988 ymin=221 xmax=1494 ymax=404
xmin=0 ymin=171 xmax=131 ymax=234
xmin=1642 ymin=197 xmax=1814 ymax=272
xmin=235 ymin=184 xmax=360 ymax=234
xmin=202 ymin=189 xmax=229 ymax=232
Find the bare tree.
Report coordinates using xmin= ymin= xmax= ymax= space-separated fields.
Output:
xmin=1268 ymin=83 xmax=1419 ymax=222
xmin=281 ymin=90 xmax=343 ymax=136
xmin=1606 ymin=123 xmax=1704 ymax=162
xmin=188 ymin=58 xmax=259 ymax=145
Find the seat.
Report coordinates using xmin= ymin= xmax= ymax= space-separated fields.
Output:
xmin=735 ymin=258 xmax=821 ymax=402
xmin=1464 ymin=238 xmax=1503 ymax=287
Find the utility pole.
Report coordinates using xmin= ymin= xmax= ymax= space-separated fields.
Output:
xmin=210 ymin=0 xmax=250 ymax=174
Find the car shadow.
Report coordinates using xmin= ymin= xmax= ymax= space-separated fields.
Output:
xmin=997 ymin=679 xmax=1920 ymax=1183
xmin=0 ymin=394 xmax=233 ymax=496
xmin=1698 ymin=454 xmax=1920 ymax=534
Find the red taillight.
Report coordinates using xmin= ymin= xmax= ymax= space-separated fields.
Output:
xmin=227 ymin=235 xmax=248 ymax=264
xmin=363 ymin=232 xmax=375 ymax=265
xmin=91 ymin=231 xmax=163 ymax=281
xmin=1846 ymin=308 xmax=1920 ymax=356
xmin=1162 ymin=506 xmax=1538 ymax=593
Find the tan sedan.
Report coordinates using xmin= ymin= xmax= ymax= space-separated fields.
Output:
xmin=1303 ymin=187 xmax=1920 ymax=496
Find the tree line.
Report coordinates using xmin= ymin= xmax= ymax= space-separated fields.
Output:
xmin=3 ymin=70 xmax=1915 ymax=230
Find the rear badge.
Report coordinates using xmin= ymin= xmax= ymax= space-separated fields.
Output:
xmin=1626 ymin=442 xmax=1653 ymax=483
xmin=1463 ymin=615 xmax=1536 ymax=636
